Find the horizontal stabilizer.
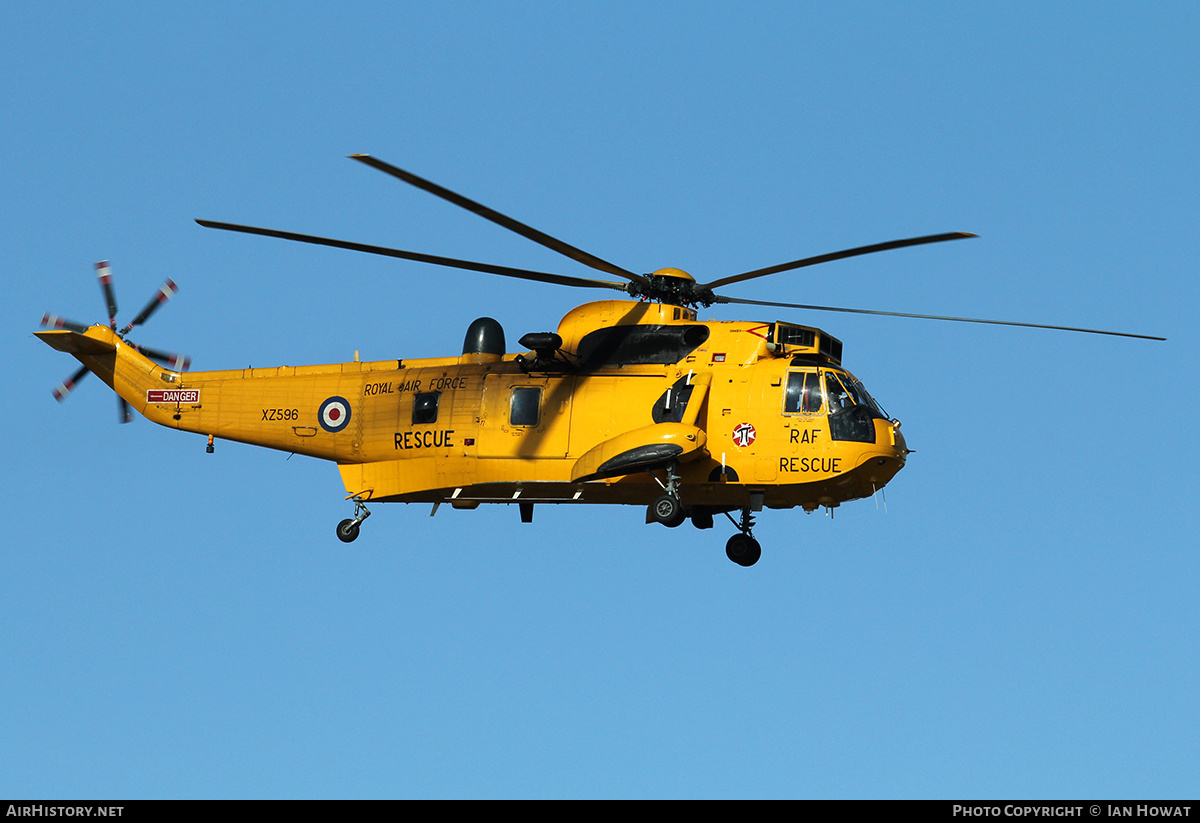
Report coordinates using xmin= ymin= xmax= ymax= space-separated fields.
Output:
xmin=36 ymin=329 xmax=117 ymax=356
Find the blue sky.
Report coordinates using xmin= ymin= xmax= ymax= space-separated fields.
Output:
xmin=2 ymin=2 xmax=1196 ymax=799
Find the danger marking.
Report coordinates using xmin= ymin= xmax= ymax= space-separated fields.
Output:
xmin=147 ymin=389 xmax=199 ymax=403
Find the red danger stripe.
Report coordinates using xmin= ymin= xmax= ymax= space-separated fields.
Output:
xmin=147 ymin=389 xmax=200 ymax=403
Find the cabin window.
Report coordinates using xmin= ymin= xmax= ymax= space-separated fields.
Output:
xmin=784 ymin=371 xmax=823 ymax=414
xmin=510 ymin=387 xmax=541 ymax=427
xmin=412 ymin=391 xmax=440 ymax=424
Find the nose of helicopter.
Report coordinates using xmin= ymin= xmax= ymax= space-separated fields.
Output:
xmin=890 ymin=420 xmax=908 ymax=457
xmin=854 ymin=418 xmax=909 ymax=492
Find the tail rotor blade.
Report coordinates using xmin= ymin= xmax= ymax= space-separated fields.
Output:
xmin=134 ymin=343 xmax=191 ymax=371
xmin=52 ymin=365 xmax=90 ymax=402
xmin=41 ymin=313 xmax=90 ymax=333
xmin=118 ymin=397 xmax=132 ymax=424
xmin=121 ymin=279 xmax=179 ymax=334
xmin=95 ymin=261 xmax=119 ymax=328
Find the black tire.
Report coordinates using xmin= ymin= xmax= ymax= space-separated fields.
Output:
xmin=336 ymin=518 xmax=360 ymax=543
xmin=726 ymin=533 xmax=761 ymax=566
xmin=649 ymin=494 xmax=685 ymax=527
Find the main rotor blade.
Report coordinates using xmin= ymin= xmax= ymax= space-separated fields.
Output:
xmin=349 ymin=154 xmax=646 ymax=285
xmin=196 ymin=219 xmax=633 ymax=293
xmin=121 ymin=279 xmax=179 ymax=334
xmin=711 ymin=294 xmax=1166 ymax=341
xmin=52 ymin=365 xmax=90 ymax=401
xmin=699 ymin=233 xmax=977 ymax=291
xmin=95 ymin=261 xmax=118 ymax=327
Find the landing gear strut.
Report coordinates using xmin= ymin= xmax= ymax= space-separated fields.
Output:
xmin=646 ymin=461 xmax=686 ymax=527
xmin=723 ymin=507 xmax=761 ymax=566
xmin=336 ymin=495 xmax=372 ymax=543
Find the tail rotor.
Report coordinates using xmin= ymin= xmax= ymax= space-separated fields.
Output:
xmin=41 ymin=261 xmax=191 ymax=422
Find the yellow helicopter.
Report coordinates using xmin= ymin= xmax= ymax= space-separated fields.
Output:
xmin=37 ymin=155 xmax=1165 ymax=566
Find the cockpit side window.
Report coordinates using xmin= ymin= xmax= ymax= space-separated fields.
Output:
xmin=825 ymin=372 xmax=854 ymax=414
xmin=825 ymin=370 xmax=881 ymax=443
xmin=784 ymin=371 xmax=824 ymax=414
xmin=826 ymin=371 xmax=887 ymax=418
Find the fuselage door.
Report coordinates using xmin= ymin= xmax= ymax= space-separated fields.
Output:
xmin=479 ymin=373 xmax=572 ymax=458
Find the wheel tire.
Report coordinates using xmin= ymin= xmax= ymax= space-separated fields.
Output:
xmin=726 ymin=534 xmax=761 ymax=566
xmin=649 ymin=494 xmax=685 ymax=527
xmin=336 ymin=518 xmax=360 ymax=543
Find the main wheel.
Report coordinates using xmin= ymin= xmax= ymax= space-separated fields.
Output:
xmin=725 ymin=533 xmax=761 ymax=566
xmin=336 ymin=518 xmax=360 ymax=543
xmin=649 ymin=494 xmax=686 ymax=527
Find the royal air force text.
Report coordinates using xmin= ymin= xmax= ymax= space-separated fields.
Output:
xmin=365 ymin=376 xmax=468 ymax=396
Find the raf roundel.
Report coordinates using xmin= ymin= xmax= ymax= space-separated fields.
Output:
xmin=318 ymin=396 xmax=352 ymax=433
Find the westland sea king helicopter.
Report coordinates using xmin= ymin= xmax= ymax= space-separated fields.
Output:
xmin=37 ymin=155 xmax=1165 ymax=566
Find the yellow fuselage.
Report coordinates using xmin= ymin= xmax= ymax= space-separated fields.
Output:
xmin=38 ymin=300 xmax=907 ymax=513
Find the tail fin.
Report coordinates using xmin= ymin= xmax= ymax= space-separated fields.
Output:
xmin=36 ymin=325 xmax=170 ymax=423
xmin=36 ymin=328 xmax=117 ymax=356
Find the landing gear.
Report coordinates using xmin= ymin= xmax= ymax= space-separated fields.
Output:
xmin=336 ymin=495 xmax=372 ymax=543
xmin=648 ymin=493 xmax=686 ymax=527
xmin=723 ymin=506 xmax=761 ymax=566
xmin=725 ymin=533 xmax=761 ymax=567
xmin=641 ymin=466 xmax=764 ymax=565
xmin=336 ymin=518 xmax=360 ymax=543
xmin=646 ymin=461 xmax=686 ymax=527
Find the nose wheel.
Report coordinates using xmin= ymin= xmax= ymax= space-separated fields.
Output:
xmin=336 ymin=495 xmax=372 ymax=543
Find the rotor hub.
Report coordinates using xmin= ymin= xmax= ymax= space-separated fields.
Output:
xmin=650 ymin=267 xmax=694 ymax=282
xmin=629 ymin=267 xmax=714 ymax=307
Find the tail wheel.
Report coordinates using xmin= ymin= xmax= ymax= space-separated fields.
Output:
xmin=336 ymin=518 xmax=360 ymax=543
